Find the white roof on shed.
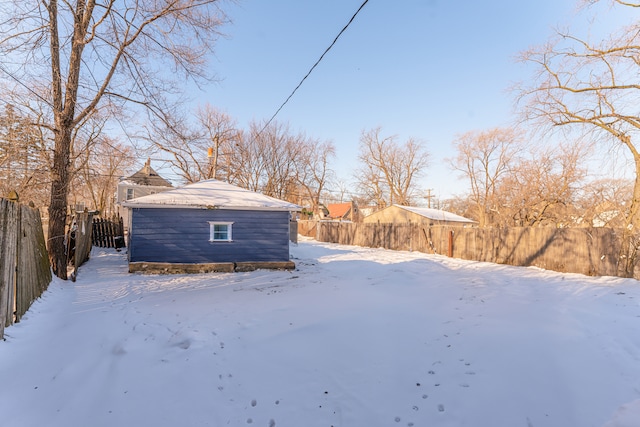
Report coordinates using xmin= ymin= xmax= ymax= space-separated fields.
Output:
xmin=122 ymin=179 xmax=300 ymax=211
xmin=396 ymin=205 xmax=476 ymax=223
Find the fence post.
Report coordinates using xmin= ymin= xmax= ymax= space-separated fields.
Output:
xmin=448 ymin=230 xmax=454 ymax=257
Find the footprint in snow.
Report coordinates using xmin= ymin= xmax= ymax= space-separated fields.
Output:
xmin=175 ymin=339 xmax=191 ymax=350
xmin=112 ymin=343 xmax=126 ymax=355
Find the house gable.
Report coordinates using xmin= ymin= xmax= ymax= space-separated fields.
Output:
xmin=123 ymin=158 xmax=172 ymax=187
xmin=326 ymin=202 xmax=354 ymax=221
xmin=117 ymin=159 xmax=173 ymax=204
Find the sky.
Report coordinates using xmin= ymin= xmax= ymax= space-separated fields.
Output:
xmin=1 ymin=239 xmax=639 ymax=426
xmin=184 ymin=0 xmax=587 ymax=201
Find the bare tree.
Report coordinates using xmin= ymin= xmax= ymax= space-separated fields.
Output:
xmin=499 ymin=143 xmax=588 ymax=227
xmin=196 ymin=105 xmax=238 ymax=181
xmin=450 ymin=128 xmax=522 ymax=227
xmin=0 ymin=104 xmax=50 ymax=207
xmin=517 ymin=0 xmax=640 ymax=275
xmin=144 ymin=118 xmax=199 ymax=184
xmin=576 ymin=178 xmax=632 ymax=227
xmin=0 ymin=0 xmax=228 ymax=278
xmin=296 ymin=139 xmax=336 ymax=216
xmin=225 ymin=121 xmax=306 ymax=203
xmin=354 ymin=161 xmax=387 ymax=209
xmin=258 ymin=122 xmax=304 ymax=201
xmin=440 ymin=195 xmax=474 ymax=221
xmin=226 ymin=127 xmax=267 ymax=192
xmin=73 ymin=136 xmax=135 ymax=217
xmin=356 ymin=127 xmax=430 ymax=207
xmin=145 ymin=105 xmax=239 ymax=184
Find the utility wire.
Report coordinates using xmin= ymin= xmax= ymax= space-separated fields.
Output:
xmin=259 ymin=0 xmax=370 ymax=135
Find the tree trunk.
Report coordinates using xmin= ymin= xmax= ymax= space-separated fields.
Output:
xmin=47 ymin=128 xmax=72 ymax=280
xmin=617 ymin=153 xmax=640 ymax=278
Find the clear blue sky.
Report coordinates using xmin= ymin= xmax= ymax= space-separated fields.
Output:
xmin=189 ymin=0 xmax=617 ymax=201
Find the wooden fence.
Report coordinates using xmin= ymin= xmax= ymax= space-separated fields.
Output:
xmin=0 ymin=198 xmax=52 ymax=339
xmin=69 ymin=211 xmax=97 ymax=282
xmin=92 ymin=217 xmax=125 ymax=249
xmin=299 ymin=221 xmax=634 ymax=279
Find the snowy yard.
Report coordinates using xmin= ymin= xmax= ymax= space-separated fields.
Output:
xmin=1 ymin=238 xmax=639 ymax=427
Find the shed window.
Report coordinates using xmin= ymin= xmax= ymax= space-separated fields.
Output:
xmin=208 ymin=221 xmax=233 ymax=242
xmin=126 ymin=188 xmax=134 ymax=200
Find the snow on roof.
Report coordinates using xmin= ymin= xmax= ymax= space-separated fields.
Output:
xmin=396 ymin=205 xmax=476 ymax=223
xmin=122 ymin=179 xmax=300 ymax=211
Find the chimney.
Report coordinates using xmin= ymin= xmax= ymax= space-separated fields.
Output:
xmin=144 ymin=158 xmax=151 ymax=175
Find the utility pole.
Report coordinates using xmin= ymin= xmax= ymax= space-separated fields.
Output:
xmin=207 ymin=146 xmax=214 ymax=179
xmin=425 ymin=188 xmax=434 ymax=208
xmin=207 ymin=134 xmax=219 ymax=180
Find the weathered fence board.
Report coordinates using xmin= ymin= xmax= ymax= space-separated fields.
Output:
xmin=15 ymin=206 xmax=51 ymax=322
xmin=0 ymin=199 xmax=18 ymax=336
xmin=0 ymin=198 xmax=51 ymax=339
xmin=69 ymin=211 xmax=97 ymax=282
xmin=91 ymin=217 xmax=125 ymax=249
xmin=303 ymin=221 xmax=636 ymax=279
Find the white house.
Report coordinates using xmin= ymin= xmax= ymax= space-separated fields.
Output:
xmin=116 ymin=159 xmax=173 ymax=229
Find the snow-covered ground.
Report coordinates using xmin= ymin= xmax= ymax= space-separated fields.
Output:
xmin=1 ymin=238 xmax=639 ymax=427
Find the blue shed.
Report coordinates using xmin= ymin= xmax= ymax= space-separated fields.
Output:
xmin=122 ymin=179 xmax=300 ymax=273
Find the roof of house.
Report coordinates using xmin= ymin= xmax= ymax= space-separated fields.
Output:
xmin=120 ymin=159 xmax=173 ymax=188
xmin=326 ymin=202 xmax=352 ymax=219
xmin=122 ymin=179 xmax=301 ymax=211
xmin=397 ymin=205 xmax=476 ymax=223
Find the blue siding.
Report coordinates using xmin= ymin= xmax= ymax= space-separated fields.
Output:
xmin=128 ymin=208 xmax=291 ymax=263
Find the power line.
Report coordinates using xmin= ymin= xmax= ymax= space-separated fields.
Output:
xmin=259 ymin=0 xmax=370 ymax=135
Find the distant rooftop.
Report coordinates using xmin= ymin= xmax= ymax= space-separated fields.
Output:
xmin=397 ymin=205 xmax=476 ymax=223
xmin=122 ymin=158 xmax=172 ymax=187
xmin=326 ymin=202 xmax=353 ymax=220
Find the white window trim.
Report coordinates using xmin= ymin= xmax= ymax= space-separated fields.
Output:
xmin=208 ymin=221 xmax=234 ymax=242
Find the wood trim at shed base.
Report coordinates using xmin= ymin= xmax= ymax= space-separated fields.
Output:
xmin=128 ymin=261 xmax=295 ymax=274
xmin=234 ymin=261 xmax=295 ymax=272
